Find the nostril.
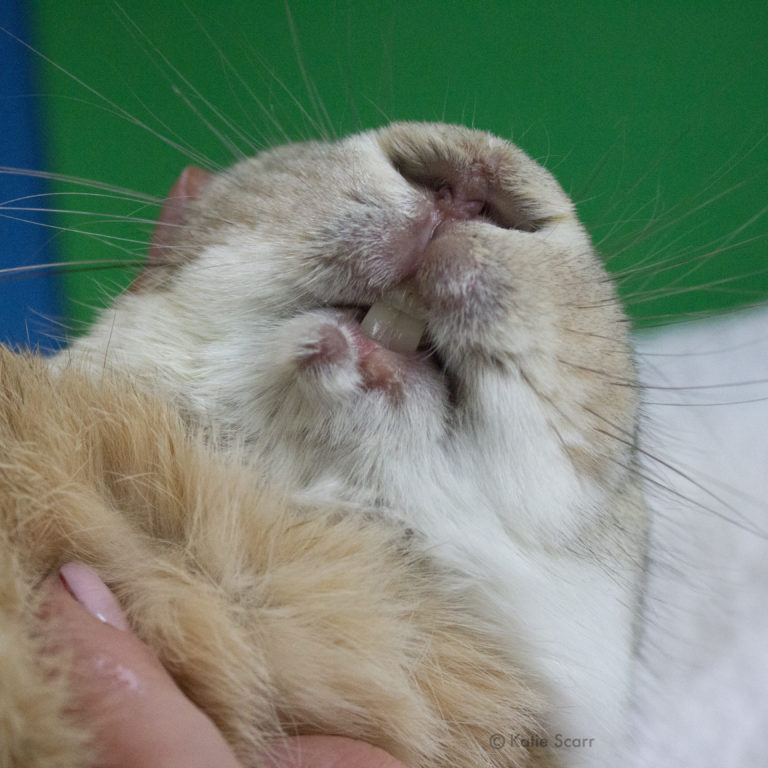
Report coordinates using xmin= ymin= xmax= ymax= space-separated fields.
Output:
xmin=459 ymin=199 xmax=485 ymax=218
xmin=438 ymin=196 xmax=486 ymax=221
xmin=434 ymin=182 xmax=486 ymax=221
xmin=435 ymin=182 xmax=453 ymax=203
xmin=391 ymin=153 xmax=537 ymax=232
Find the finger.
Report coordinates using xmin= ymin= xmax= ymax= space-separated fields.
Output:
xmin=267 ymin=735 xmax=410 ymax=768
xmin=39 ymin=563 xmax=242 ymax=768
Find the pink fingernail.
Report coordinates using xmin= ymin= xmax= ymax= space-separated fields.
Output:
xmin=58 ymin=562 xmax=129 ymax=631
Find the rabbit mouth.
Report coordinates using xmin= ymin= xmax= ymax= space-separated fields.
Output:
xmin=358 ymin=286 xmax=428 ymax=355
xmin=331 ymin=279 xmax=428 ymax=354
xmin=328 ymin=297 xmax=453 ymax=402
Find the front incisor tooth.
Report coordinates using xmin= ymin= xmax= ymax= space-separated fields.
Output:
xmin=360 ymin=300 xmax=426 ymax=354
xmin=379 ymin=287 xmax=428 ymax=320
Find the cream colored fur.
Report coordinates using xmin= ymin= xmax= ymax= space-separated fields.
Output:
xmin=0 ymin=347 xmax=556 ymax=768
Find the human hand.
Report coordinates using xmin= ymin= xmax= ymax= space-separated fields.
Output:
xmin=40 ymin=563 xmax=406 ymax=768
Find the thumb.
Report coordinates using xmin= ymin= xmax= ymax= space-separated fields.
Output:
xmin=40 ymin=562 xmax=241 ymax=768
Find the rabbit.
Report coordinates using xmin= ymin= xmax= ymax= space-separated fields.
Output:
xmin=44 ymin=122 xmax=650 ymax=765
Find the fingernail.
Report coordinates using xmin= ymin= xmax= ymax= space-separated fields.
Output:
xmin=58 ymin=562 xmax=129 ymax=631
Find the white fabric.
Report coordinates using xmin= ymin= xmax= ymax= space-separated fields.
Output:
xmin=631 ymin=307 xmax=768 ymax=765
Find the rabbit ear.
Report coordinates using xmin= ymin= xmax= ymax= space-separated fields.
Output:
xmin=148 ymin=166 xmax=212 ymax=262
xmin=130 ymin=166 xmax=212 ymax=292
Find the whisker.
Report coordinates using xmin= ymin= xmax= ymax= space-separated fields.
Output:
xmin=113 ymin=3 xmax=245 ymax=164
xmin=0 ymin=259 xmax=145 ymax=277
xmin=613 ymin=231 xmax=768 ymax=285
xmin=180 ymin=1 xmax=289 ymax=149
xmin=1 ymin=207 xmax=161 ymax=224
xmin=0 ymin=166 xmax=159 ymax=201
xmin=0 ymin=213 xmax=153 ymax=246
xmin=584 ymin=405 xmax=768 ymax=538
xmin=0 ymin=25 xmax=217 ymax=169
xmin=642 ymin=378 xmax=768 ymax=392
xmin=622 ymin=261 xmax=768 ymax=306
xmin=0 ymin=190 xmax=161 ymax=210
xmin=645 ymin=396 xmax=768 ymax=407
xmin=283 ymin=0 xmax=335 ymax=141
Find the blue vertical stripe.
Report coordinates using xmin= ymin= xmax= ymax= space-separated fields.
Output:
xmin=1 ymin=0 xmax=62 ymax=352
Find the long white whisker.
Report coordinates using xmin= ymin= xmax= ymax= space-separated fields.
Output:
xmin=179 ymin=1 xmax=285 ymax=149
xmin=113 ymin=3 xmax=245 ymax=163
xmin=0 ymin=166 xmax=159 ymax=201
xmin=283 ymin=0 xmax=334 ymax=140
xmin=0 ymin=26 xmax=217 ymax=169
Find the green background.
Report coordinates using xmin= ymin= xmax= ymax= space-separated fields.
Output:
xmin=31 ymin=0 xmax=768 ymax=329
